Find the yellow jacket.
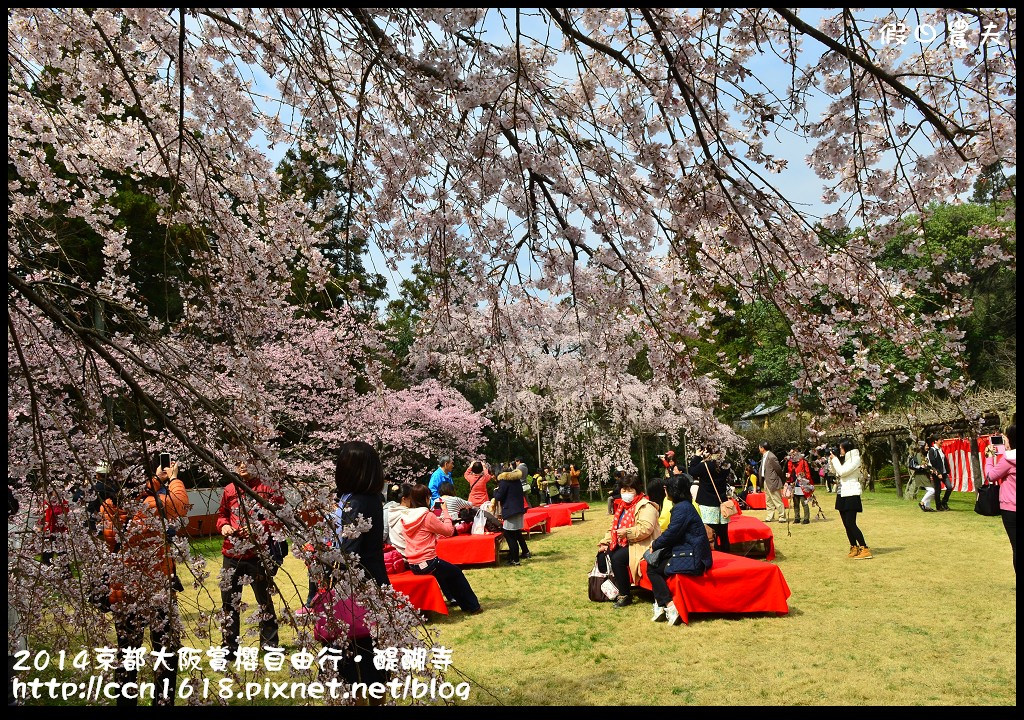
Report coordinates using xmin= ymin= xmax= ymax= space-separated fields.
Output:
xmin=658 ymin=497 xmax=674 ymax=532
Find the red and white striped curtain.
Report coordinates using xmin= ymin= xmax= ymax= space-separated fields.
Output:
xmin=939 ymin=435 xmax=999 ymax=493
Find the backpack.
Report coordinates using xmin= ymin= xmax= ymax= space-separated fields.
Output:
xmin=383 ymin=547 xmax=407 ymax=574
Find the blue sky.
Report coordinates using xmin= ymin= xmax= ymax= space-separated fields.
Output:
xmin=236 ymin=8 xmax=987 ymax=300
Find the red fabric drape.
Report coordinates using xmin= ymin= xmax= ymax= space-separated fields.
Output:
xmin=938 ymin=436 xmax=1001 ymax=492
xmin=388 ymin=571 xmax=448 ymax=615
xmin=727 ymin=516 xmax=776 ymax=561
xmin=742 ymin=493 xmax=789 ymax=510
xmin=544 ymin=502 xmax=589 ymax=528
xmin=939 ymin=437 xmax=972 ymax=491
xmin=435 ymin=532 xmax=503 ymax=565
xmin=523 ymin=508 xmax=552 ymax=533
xmin=637 ymin=551 xmax=791 ymax=624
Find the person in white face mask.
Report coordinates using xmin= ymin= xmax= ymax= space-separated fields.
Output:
xmin=596 ymin=475 xmax=661 ymax=608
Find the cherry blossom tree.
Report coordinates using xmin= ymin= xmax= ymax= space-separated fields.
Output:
xmin=412 ymin=291 xmax=742 ymax=484
xmin=7 ymin=7 xmax=1015 ymax=704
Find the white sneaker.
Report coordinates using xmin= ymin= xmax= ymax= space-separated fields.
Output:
xmin=651 ymin=603 xmax=667 ymax=622
xmin=665 ymin=601 xmax=682 ymax=626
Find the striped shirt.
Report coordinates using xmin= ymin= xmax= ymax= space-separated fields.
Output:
xmin=441 ymin=494 xmax=473 ymax=520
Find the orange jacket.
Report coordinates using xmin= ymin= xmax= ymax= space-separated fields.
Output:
xmin=100 ymin=477 xmax=189 ymax=604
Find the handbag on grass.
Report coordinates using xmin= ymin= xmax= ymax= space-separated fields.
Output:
xmin=588 ymin=552 xmax=619 ymax=602
xmin=974 ymin=482 xmax=1000 ymax=517
xmin=704 ymin=462 xmax=738 ymax=519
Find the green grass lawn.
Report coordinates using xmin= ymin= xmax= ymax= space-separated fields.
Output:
xmin=400 ymin=488 xmax=1016 ymax=705
xmin=20 ymin=487 xmax=1017 ymax=705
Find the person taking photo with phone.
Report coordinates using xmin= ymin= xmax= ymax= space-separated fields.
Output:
xmin=99 ymin=452 xmax=189 ymax=706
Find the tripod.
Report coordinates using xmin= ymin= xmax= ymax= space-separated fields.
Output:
xmin=807 ymin=490 xmax=827 ymax=520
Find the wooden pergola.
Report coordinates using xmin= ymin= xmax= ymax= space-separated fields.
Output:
xmin=823 ymin=388 xmax=1016 ymax=498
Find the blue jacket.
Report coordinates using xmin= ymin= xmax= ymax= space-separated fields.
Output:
xmin=651 ymin=500 xmax=712 ymax=576
xmin=429 ymin=467 xmax=451 ymax=503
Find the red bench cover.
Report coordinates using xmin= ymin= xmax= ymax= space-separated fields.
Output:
xmin=523 ymin=508 xmax=551 ymax=533
xmin=638 ymin=551 xmax=791 ymax=624
xmin=727 ymin=515 xmax=776 ymax=561
xmin=435 ymin=531 xmax=503 ymax=565
xmin=388 ymin=571 xmax=448 ymax=615
xmin=744 ymin=492 xmax=790 ymax=509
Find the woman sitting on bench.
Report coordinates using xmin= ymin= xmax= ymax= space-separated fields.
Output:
xmin=644 ymin=475 xmax=713 ymax=625
xmin=596 ymin=474 xmax=660 ymax=609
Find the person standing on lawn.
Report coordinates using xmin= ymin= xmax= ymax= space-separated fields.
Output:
xmin=569 ymin=463 xmax=582 ymax=502
xmin=101 ymin=453 xmax=190 ymax=706
xmin=759 ymin=442 xmax=787 ymax=523
xmin=429 ymin=456 xmax=455 ymax=505
xmin=694 ymin=450 xmax=732 ymax=554
xmin=985 ymin=424 xmax=1016 ymax=573
xmin=326 ymin=440 xmax=391 ymax=684
xmin=513 ymin=457 xmax=531 ymax=506
xmin=465 ymin=460 xmax=493 ymax=507
xmin=555 ymin=466 xmax=569 ymax=502
xmin=831 ymin=440 xmax=871 ymax=559
xmin=494 ymin=463 xmax=532 ymax=565
xmin=926 ymin=436 xmax=953 ymax=511
xmin=786 ymin=448 xmax=814 ymax=525
xmin=217 ymin=459 xmax=285 ymax=658
xmin=543 ymin=466 xmax=560 ymax=504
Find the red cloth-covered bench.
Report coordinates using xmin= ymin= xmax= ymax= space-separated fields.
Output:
xmin=728 ymin=515 xmax=776 ymax=561
xmin=435 ymin=531 xmax=505 ymax=566
xmin=388 ymin=571 xmax=448 ymax=615
xmin=743 ymin=492 xmax=789 ymax=510
xmin=637 ymin=551 xmax=791 ymax=624
xmin=542 ymin=501 xmax=590 ymax=527
xmin=559 ymin=501 xmax=589 ymax=520
xmin=523 ymin=508 xmax=551 ymax=534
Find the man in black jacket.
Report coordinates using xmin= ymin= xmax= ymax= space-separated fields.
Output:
xmin=927 ymin=437 xmax=953 ymax=511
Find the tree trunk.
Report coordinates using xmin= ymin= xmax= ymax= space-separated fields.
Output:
xmin=536 ymin=417 xmax=543 ymax=473
xmin=639 ymin=433 xmax=647 ymax=493
xmin=969 ymin=432 xmax=982 ymax=491
xmin=889 ymin=434 xmax=904 ymax=498
xmin=863 ymin=447 xmax=875 ymax=492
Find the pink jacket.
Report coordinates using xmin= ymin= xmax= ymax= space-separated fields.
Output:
xmin=401 ymin=507 xmax=454 ymax=565
xmin=466 ymin=468 xmax=492 ymax=507
xmin=986 ymin=448 xmax=1016 ymax=513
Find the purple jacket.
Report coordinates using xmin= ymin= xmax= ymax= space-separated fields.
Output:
xmin=985 ymin=448 xmax=1016 ymax=513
